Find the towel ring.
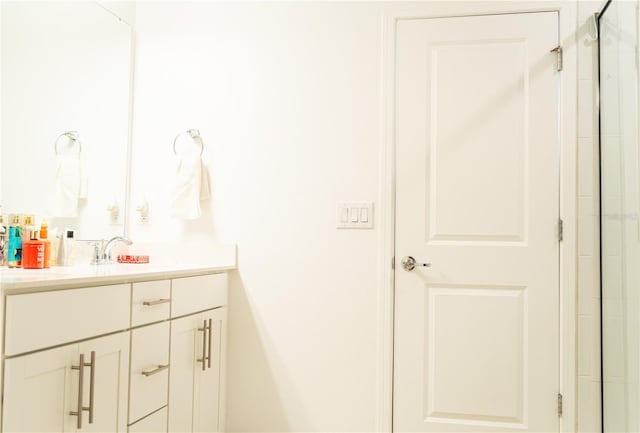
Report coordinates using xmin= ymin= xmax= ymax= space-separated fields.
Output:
xmin=54 ymin=131 xmax=82 ymax=156
xmin=173 ymin=129 xmax=204 ymax=157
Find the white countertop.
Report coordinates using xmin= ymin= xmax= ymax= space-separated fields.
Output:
xmin=0 ymin=263 xmax=236 ymax=294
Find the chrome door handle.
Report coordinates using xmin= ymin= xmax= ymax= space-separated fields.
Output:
xmin=401 ymin=256 xmax=431 ymax=271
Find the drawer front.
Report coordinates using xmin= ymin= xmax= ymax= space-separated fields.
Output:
xmin=132 ymin=280 xmax=171 ymax=327
xmin=128 ymin=407 xmax=168 ymax=433
xmin=129 ymin=322 xmax=170 ymax=424
xmin=171 ymin=273 xmax=227 ymax=318
xmin=5 ymin=284 xmax=130 ymax=356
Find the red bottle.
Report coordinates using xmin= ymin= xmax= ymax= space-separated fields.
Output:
xmin=22 ymin=230 xmax=45 ymax=269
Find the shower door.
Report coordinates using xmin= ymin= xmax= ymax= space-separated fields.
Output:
xmin=599 ymin=0 xmax=640 ymax=431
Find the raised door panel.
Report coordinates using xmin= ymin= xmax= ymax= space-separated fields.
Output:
xmin=77 ymin=332 xmax=130 ymax=433
xmin=2 ymin=344 xmax=78 ymax=433
xmin=168 ymin=314 xmax=201 ymax=433
xmin=194 ymin=309 xmax=226 ymax=433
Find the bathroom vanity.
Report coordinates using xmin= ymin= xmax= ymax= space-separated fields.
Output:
xmin=0 ymin=262 xmax=233 ymax=433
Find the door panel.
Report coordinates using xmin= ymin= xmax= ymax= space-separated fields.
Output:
xmin=195 ymin=309 xmax=225 ymax=433
xmin=426 ymin=285 xmax=525 ymax=423
xmin=168 ymin=314 xmax=200 ymax=433
xmin=2 ymin=344 xmax=78 ymax=433
xmin=394 ymin=12 xmax=560 ymax=433
xmin=428 ymin=40 xmax=527 ymax=243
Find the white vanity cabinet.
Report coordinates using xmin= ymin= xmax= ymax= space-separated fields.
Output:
xmin=3 ymin=332 xmax=130 ymax=433
xmin=0 ymin=269 xmax=229 ymax=433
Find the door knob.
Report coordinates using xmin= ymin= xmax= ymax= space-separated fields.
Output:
xmin=401 ymin=256 xmax=431 ymax=271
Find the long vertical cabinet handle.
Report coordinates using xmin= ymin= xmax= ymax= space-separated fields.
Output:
xmin=70 ymin=354 xmax=85 ymax=429
xmin=207 ymin=318 xmax=213 ymax=369
xmin=88 ymin=351 xmax=96 ymax=424
xmin=69 ymin=351 xmax=96 ymax=428
xmin=197 ymin=319 xmax=208 ymax=371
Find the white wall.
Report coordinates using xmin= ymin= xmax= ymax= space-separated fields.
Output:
xmin=130 ymin=1 xmax=602 ymax=431
xmin=130 ymin=3 xmax=383 ymax=431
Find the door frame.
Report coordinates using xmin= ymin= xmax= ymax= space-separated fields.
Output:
xmin=377 ymin=2 xmax=578 ymax=432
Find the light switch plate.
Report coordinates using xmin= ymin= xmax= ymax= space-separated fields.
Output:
xmin=336 ymin=202 xmax=374 ymax=229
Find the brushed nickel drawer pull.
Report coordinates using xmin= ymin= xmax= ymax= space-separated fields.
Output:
xmin=141 ymin=364 xmax=169 ymax=377
xmin=70 ymin=353 xmax=85 ymax=429
xmin=207 ymin=318 xmax=213 ymax=369
xmin=142 ymin=298 xmax=170 ymax=307
xmin=70 ymin=352 xmax=95 ymax=428
xmin=197 ymin=319 xmax=207 ymax=371
xmin=88 ymin=351 xmax=96 ymax=424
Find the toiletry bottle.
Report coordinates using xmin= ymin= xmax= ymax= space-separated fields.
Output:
xmin=49 ymin=228 xmax=58 ymax=267
xmin=0 ymin=226 xmax=6 ymax=267
xmin=39 ymin=220 xmax=51 ymax=268
xmin=22 ymin=215 xmax=35 ymax=245
xmin=6 ymin=214 xmax=23 ymax=268
xmin=58 ymin=229 xmax=75 ymax=266
xmin=0 ymin=215 xmax=6 ymax=266
xmin=23 ymin=230 xmax=45 ymax=269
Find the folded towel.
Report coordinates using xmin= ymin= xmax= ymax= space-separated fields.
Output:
xmin=170 ymin=155 xmax=210 ymax=219
xmin=50 ymin=155 xmax=87 ymax=218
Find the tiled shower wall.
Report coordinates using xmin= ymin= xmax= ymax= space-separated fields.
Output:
xmin=577 ymin=1 xmax=602 ymax=432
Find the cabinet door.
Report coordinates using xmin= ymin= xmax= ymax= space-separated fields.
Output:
xmin=2 ymin=344 xmax=78 ymax=433
xmin=77 ymin=332 xmax=130 ymax=433
xmin=168 ymin=309 xmax=226 ymax=433
xmin=168 ymin=314 xmax=201 ymax=433
xmin=194 ymin=308 xmax=226 ymax=433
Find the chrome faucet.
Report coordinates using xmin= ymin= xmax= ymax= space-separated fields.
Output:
xmin=103 ymin=236 xmax=133 ymax=263
xmin=90 ymin=236 xmax=133 ymax=264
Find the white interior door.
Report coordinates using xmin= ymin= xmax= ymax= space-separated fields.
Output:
xmin=393 ymin=12 xmax=560 ymax=433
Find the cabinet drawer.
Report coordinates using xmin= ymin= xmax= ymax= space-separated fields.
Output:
xmin=4 ymin=284 xmax=130 ymax=356
xmin=128 ymin=407 xmax=167 ymax=433
xmin=171 ymin=274 xmax=227 ymax=318
xmin=129 ymin=322 xmax=170 ymax=424
xmin=132 ymin=280 xmax=171 ymax=327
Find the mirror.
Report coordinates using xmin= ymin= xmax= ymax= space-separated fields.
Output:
xmin=599 ymin=0 xmax=640 ymax=431
xmin=0 ymin=1 xmax=132 ymax=239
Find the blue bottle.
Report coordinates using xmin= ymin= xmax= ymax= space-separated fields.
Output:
xmin=7 ymin=215 xmax=23 ymax=268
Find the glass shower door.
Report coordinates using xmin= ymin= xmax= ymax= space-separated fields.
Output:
xmin=599 ymin=0 xmax=640 ymax=431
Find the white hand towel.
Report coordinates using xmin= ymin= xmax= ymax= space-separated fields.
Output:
xmin=170 ymin=155 xmax=210 ymax=220
xmin=50 ymin=155 xmax=88 ymax=218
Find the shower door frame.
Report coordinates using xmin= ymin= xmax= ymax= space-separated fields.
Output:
xmin=597 ymin=4 xmax=611 ymax=432
xmin=378 ymin=2 xmax=579 ymax=432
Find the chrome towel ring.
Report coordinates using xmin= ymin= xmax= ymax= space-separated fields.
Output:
xmin=54 ymin=131 xmax=82 ymax=156
xmin=173 ymin=129 xmax=203 ymax=157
